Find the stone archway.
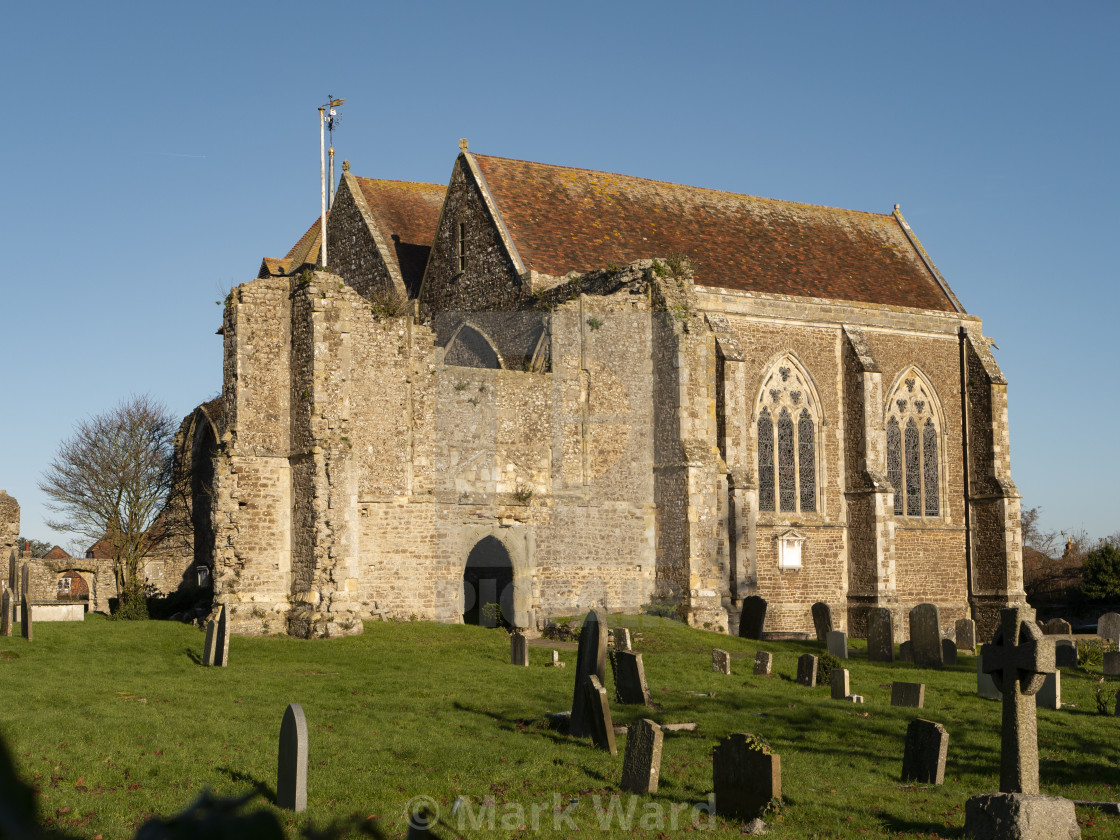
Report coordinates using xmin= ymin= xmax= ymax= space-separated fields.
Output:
xmin=460 ymin=527 xmax=534 ymax=629
xmin=56 ymin=569 xmax=90 ymax=602
xmin=190 ymin=410 xmax=218 ymax=575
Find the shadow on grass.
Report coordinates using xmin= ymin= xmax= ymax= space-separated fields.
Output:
xmin=185 ymin=647 xmax=202 ymax=665
xmin=217 ymin=765 xmax=276 ymax=802
xmin=878 ymin=812 xmax=962 ymax=837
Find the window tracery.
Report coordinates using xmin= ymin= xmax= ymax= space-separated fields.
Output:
xmin=756 ymin=356 xmax=819 ymax=515
xmin=885 ymin=368 xmax=942 ymax=517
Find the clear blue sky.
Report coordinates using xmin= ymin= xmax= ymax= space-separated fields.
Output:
xmin=1 ymin=1 xmax=1116 ymax=549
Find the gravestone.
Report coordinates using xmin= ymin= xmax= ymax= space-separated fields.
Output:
xmin=753 ymin=651 xmax=772 ymax=676
xmin=977 ymin=647 xmax=1001 ymax=700
xmin=478 ymin=578 xmax=498 ymax=628
xmin=1055 ymin=640 xmax=1078 ymax=669
xmin=20 ymin=596 xmax=32 ymax=641
xmin=548 ymin=650 xmax=565 ymax=668
xmin=1098 ymin=612 xmax=1120 ymax=644
xmin=510 ymin=631 xmax=529 ymax=666
xmin=964 ymin=794 xmax=1079 ymax=840
xmin=584 ymin=675 xmax=617 ymax=755
xmin=614 ymin=651 xmax=652 ymax=706
xmin=614 ymin=628 xmax=632 ymax=651
xmin=867 ymin=607 xmax=894 ymax=663
xmin=202 ymin=616 xmax=218 ymax=666
xmin=620 ymin=718 xmax=663 ymax=794
xmin=955 ymin=618 xmax=977 ymax=653
xmin=796 ymin=654 xmax=818 ymax=687
xmin=712 ymin=648 xmax=731 ymax=675
xmin=1103 ymin=652 xmax=1120 ymax=677
xmin=942 ymin=639 xmax=958 ymax=666
xmin=901 ymin=719 xmax=949 ymax=785
xmin=713 ymin=733 xmax=781 ymax=821
xmin=909 ymin=603 xmax=943 ymax=668
xmin=899 ymin=641 xmax=914 ymax=662
xmin=214 ymin=604 xmax=230 ymax=667
xmin=1035 ymin=671 xmax=1060 ymax=710
xmin=831 ymin=668 xmax=849 ymax=700
xmin=891 ymin=682 xmax=925 ymax=708
xmin=1042 ymin=618 xmax=1071 ymax=636
xmin=20 ymin=562 xmax=29 ymax=599
xmin=739 ymin=596 xmax=766 ymax=640
xmin=811 ymin=602 xmax=833 ymax=642
xmin=826 ymin=630 xmax=848 ymax=660
xmin=277 ymin=703 xmax=308 ymax=811
xmin=1 ymin=588 xmax=10 ymax=637
xmin=569 ymin=610 xmax=608 ymax=738
xmin=7 ymin=550 xmax=15 ymax=592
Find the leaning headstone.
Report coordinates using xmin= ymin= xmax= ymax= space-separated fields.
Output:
xmin=955 ymin=618 xmax=977 ymax=653
xmin=831 ymin=668 xmax=850 ymax=700
xmin=712 ymin=648 xmax=731 ymax=675
xmin=20 ymin=596 xmax=32 ymax=641
xmin=277 ymin=703 xmax=308 ymax=811
xmin=214 ymin=604 xmax=230 ymax=667
xmin=977 ymin=647 xmax=1002 ymax=700
xmin=712 ymin=733 xmax=781 ymax=821
xmin=614 ymin=628 xmax=632 ymax=651
xmin=1 ymin=588 xmax=10 ymax=637
xmin=569 ymin=609 xmax=608 ymax=738
xmin=1103 ymin=652 xmax=1120 ymax=677
xmin=811 ymin=602 xmax=833 ymax=642
xmin=620 ymin=718 xmax=663 ymax=794
xmin=1055 ymin=640 xmax=1078 ymax=669
xmin=1043 ymin=618 xmax=1072 ymax=636
xmin=942 ymin=639 xmax=958 ymax=666
xmin=1098 ymin=612 xmax=1120 ymax=644
xmin=753 ymin=651 xmax=772 ymax=676
xmin=1036 ymin=671 xmax=1060 ymax=711
xmin=510 ymin=631 xmax=529 ymax=667
xmin=614 ymin=651 xmax=652 ymax=706
xmin=899 ymin=640 xmax=914 ymax=662
xmin=739 ymin=596 xmax=766 ymax=640
xmin=901 ymin=719 xmax=949 ymax=785
xmin=826 ymin=630 xmax=848 ymax=660
xmin=796 ymin=654 xmax=818 ymax=687
xmin=584 ymin=675 xmax=617 ymax=755
xmin=891 ymin=682 xmax=925 ymax=708
xmin=909 ymin=603 xmax=943 ymax=668
xmin=867 ymin=607 xmax=895 ymax=663
xmin=202 ymin=616 xmax=218 ymax=666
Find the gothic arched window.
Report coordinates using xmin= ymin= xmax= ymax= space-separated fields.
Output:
xmin=756 ymin=358 xmax=820 ymax=515
xmin=885 ymin=369 xmax=942 ymax=517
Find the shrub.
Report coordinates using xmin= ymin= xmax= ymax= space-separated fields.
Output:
xmin=1082 ymin=543 xmax=1120 ymax=601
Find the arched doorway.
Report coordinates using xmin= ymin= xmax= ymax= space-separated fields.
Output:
xmin=463 ymin=536 xmax=513 ymax=627
xmin=191 ymin=414 xmax=218 ymax=577
xmin=56 ymin=570 xmax=90 ymax=602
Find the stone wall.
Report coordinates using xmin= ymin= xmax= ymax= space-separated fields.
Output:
xmin=325 ymin=174 xmax=402 ymax=302
xmin=0 ymin=491 xmax=18 ymax=586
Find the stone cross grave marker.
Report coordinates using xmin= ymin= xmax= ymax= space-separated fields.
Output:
xmin=215 ymin=604 xmax=230 ymax=667
xmin=831 ymin=668 xmax=849 ymax=700
xmin=982 ymin=606 xmax=1055 ymax=794
xmin=585 ymin=675 xmax=617 ymax=755
xmin=615 ymin=651 xmax=652 ymax=706
xmin=713 ymin=733 xmax=781 ymax=821
xmin=977 ymin=647 xmax=1001 ymax=700
xmin=20 ymin=596 xmax=32 ymax=641
xmin=753 ymin=651 xmax=772 ymax=676
xmin=277 ymin=703 xmax=308 ymax=811
xmin=811 ymin=601 xmax=833 ymax=642
xmin=569 ymin=609 xmax=607 ymax=738
xmin=620 ymin=718 xmax=663 ymax=794
xmin=1035 ymin=672 xmax=1060 ymax=710
xmin=796 ymin=653 xmax=817 ymax=687
xmin=867 ymin=607 xmax=894 ymax=663
xmin=712 ymin=648 xmax=731 ymax=675
xmin=1055 ymin=640 xmax=1078 ymax=669
xmin=955 ymin=618 xmax=977 ymax=653
xmin=941 ymin=639 xmax=958 ymax=666
xmin=827 ymin=630 xmax=848 ymax=660
xmin=739 ymin=596 xmax=767 ymax=640
xmin=614 ymin=628 xmax=631 ymax=651
xmin=909 ymin=603 xmax=943 ymax=668
xmin=891 ymin=682 xmax=925 ymax=708
xmin=202 ymin=615 xmax=218 ymax=666
xmin=901 ymin=719 xmax=949 ymax=785
xmin=510 ymin=631 xmax=529 ymax=666
xmin=1098 ymin=612 xmax=1120 ymax=644
xmin=1 ymin=587 xmax=10 ymax=637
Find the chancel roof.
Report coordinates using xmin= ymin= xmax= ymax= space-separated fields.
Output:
xmin=470 ymin=154 xmax=960 ymax=312
xmin=353 ymin=178 xmax=445 ymax=296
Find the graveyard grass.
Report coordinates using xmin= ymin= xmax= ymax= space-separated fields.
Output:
xmin=2 ymin=617 xmax=1119 ymax=840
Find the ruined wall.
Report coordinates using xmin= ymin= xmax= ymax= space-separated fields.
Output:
xmin=0 ymin=491 xmax=18 ymax=587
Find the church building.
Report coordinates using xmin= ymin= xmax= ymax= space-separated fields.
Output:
xmin=183 ymin=142 xmax=1025 ymax=641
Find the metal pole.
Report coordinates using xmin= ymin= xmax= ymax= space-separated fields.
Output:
xmin=329 ymin=145 xmax=335 ymax=210
xmin=319 ymin=105 xmax=327 ymax=266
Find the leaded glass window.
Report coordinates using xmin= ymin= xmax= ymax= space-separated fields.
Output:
xmin=885 ymin=368 xmax=942 ymax=518
xmin=755 ymin=356 xmax=820 ymax=517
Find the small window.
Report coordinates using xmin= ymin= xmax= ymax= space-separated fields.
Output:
xmin=457 ymin=222 xmax=467 ymax=272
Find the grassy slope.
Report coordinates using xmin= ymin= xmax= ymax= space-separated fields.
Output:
xmin=1 ymin=614 xmax=1118 ymax=839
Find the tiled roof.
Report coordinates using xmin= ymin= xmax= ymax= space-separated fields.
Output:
xmin=471 ymin=154 xmax=958 ymax=312
xmin=353 ymin=178 xmax=445 ymax=296
xmin=43 ymin=546 xmax=70 ymax=560
xmin=283 ymin=215 xmax=326 ymax=267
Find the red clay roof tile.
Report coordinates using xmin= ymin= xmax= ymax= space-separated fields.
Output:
xmin=353 ymin=178 xmax=445 ymax=295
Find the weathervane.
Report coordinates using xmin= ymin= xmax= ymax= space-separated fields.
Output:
xmin=318 ymin=95 xmax=345 ymax=266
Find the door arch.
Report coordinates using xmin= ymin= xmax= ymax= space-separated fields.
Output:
xmin=463 ymin=536 xmax=513 ymax=627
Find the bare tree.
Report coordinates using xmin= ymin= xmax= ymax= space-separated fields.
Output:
xmin=39 ymin=395 xmax=176 ymax=614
